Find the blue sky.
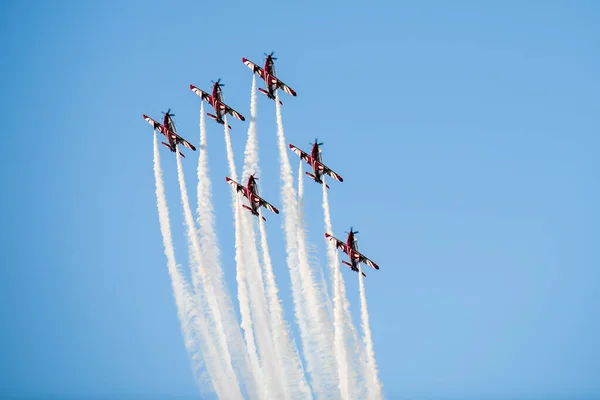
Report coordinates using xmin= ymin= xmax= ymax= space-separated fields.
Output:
xmin=1 ymin=0 xmax=599 ymax=398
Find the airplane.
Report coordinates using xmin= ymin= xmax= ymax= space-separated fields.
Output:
xmin=242 ymin=52 xmax=297 ymax=104
xmin=325 ymin=228 xmax=379 ymax=277
xmin=289 ymin=139 xmax=343 ymax=189
xmin=143 ymin=110 xmax=196 ymax=157
xmin=226 ymin=174 xmax=279 ymax=221
xmin=190 ymin=79 xmax=246 ymax=129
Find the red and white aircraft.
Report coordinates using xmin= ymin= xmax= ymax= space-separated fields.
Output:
xmin=143 ymin=110 xmax=196 ymax=158
xmin=190 ymin=79 xmax=245 ymax=129
xmin=242 ymin=52 xmax=296 ymax=104
xmin=289 ymin=139 xmax=343 ymax=189
xmin=325 ymin=228 xmax=379 ymax=277
xmin=226 ymin=174 xmax=279 ymax=221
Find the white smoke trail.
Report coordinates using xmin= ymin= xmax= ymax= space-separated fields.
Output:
xmin=239 ymin=208 xmax=284 ymax=399
xmin=152 ymin=133 xmax=229 ymax=398
xmin=241 ymin=76 xmax=258 ymax=182
xmin=195 ymin=103 xmax=257 ymax=399
xmin=233 ymin=201 xmax=265 ymax=399
xmin=358 ymin=265 xmax=383 ymax=400
xmin=258 ymin=217 xmax=312 ymax=399
xmin=296 ymin=161 xmax=336 ymax=388
xmin=321 ymin=177 xmax=353 ymax=399
xmin=241 ymin=78 xmax=311 ymax=399
xmin=175 ymin=150 xmax=243 ymax=400
xmin=344 ymin=307 xmax=364 ymax=399
xmin=224 ymin=118 xmax=272 ymax=399
xmin=275 ymin=93 xmax=336 ymax=398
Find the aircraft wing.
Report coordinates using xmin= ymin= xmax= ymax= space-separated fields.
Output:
xmin=315 ymin=160 xmax=344 ymax=182
xmin=289 ymin=144 xmax=312 ymax=164
xmin=325 ymin=233 xmax=349 ymax=254
xmin=273 ymin=76 xmax=297 ymax=97
xmin=143 ymin=115 xmax=164 ymax=132
xmin=217 ymin=101 xmax=246 ymax=122
xmin=226 ymin=177 xmax=249 ymax=197
xmin=143 ymin=115 xmax=171 ymax=140
xmin=250 ymin=192 xmax=279 ymax=215
xmin=173 ymin=132 xmax=197 ymax=151
xmin=190 ymin=85 xmax=214 ymax=103
xmin=352 ymin=250 xmax=380 ymax=270
xmin=242 ymin=58 xmax=265 ymax=77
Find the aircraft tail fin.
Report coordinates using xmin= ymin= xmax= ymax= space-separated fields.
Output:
xmin=306 ymin=172 xmax=330 ymax=189
xmin=258 ymin=87 xmax=283 ymax=105
xmin=342 ymin=260 xmax=366 ymax=277
xmin=242 ymin=204 xmax=263 ymax=220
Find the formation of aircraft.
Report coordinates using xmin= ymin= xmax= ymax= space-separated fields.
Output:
xmin=242 ymin=52 xmax=297 ymax=104
xmin=325 ymin=228 xmax=379 ymax=277
xmin=142 ymin=110 xmax=196 ymax=158
xmin=190 ymin=79 xmax=245 ymax=129
xmin=289 ymin=139 xmax=343 ymax=189
xmin=226 ymin=175 xmax=279 ymax=221
xmin=142 ymin=52 xmax=382 ymax=276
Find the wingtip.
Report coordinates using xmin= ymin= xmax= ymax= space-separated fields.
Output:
xmin=189 ymin=84 xmax=195 ymax=90
xmin=142 ymin=114 xmax=148 ymax=119
xmin=242 ymin=57 xmax=247 ymax=63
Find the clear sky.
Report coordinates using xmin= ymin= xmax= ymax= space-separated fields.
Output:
xmin=1 ymin=1 xmax=599 ymax=399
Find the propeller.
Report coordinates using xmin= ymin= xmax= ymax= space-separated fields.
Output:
xmin=211 ymin=78 xmax=225 ymax=87
xmin=346 ymin=226 xmax=359 ymax=235
xmin=162 ymin=108 xmax=175 ymax=116
xmin=264 ymin=51 xmax=278 ymax=60
xmin=312 ymin=138 xmax=324 ymax=147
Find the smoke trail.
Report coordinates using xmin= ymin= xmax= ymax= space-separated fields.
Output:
xmin=152 ymin=133 xmax=229 ymax=398
xmin=296 ymin=160 xmax=336 ymax=387
xmin=224 ymin=118 xmax=272 ymax=399
xmin=358 ymin=265 xmax=383 ymax=400
xmin=240 ymin=208 xmax=284 ymax=399
xmin=321 ymin=177 xmax=353 ymax=399
xmin=258 ymin=217 xmax=312 ymax=399
xmin=241 ymin=78 xmax=311 ymax=399
xmin=195 ymin=103 xmax=257 ymax=399
xmin=241 ymin=75 xmax=258 ymax=182
xmin=233 ymin=200 xmax=265 ymax=399
xmin=274 ymin=92 xmax=336 ymax=398
xmin=175 ymin=150 xmax=243 ymax=399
